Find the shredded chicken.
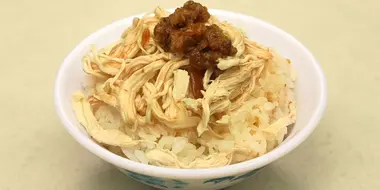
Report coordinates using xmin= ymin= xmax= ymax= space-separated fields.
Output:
xmin=72 ymin=3 xmax=296 ymax=169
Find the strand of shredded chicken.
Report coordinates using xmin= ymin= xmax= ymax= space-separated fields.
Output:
xmin=72 ymin=7 xmax=297 ymax=169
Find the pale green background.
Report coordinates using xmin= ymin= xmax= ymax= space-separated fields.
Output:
xmin=1 ymin=0 xmax=379 ymax=189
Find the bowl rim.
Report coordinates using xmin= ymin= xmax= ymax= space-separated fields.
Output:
xmin=54 ymin=9 xmax=327 ymax=179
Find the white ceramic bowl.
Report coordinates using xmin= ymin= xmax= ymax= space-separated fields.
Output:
xmin=54 ymin=9 xmax=327 ymax=190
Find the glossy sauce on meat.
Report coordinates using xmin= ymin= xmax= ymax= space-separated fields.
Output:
xmin=154 ymin=1 xmax=237 ymax=98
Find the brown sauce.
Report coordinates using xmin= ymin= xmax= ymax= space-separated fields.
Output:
xmin=153 ymin=1 xmax=237 ymax=98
